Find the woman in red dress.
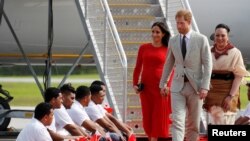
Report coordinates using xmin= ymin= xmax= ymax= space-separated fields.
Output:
xmin=133 ymin=22 xmax=173 ymax=141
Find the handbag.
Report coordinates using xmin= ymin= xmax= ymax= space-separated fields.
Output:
xmin=137 ymin=83 xmax=144 ymax=91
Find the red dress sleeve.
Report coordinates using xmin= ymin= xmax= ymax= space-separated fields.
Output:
xmin=133 ymin=44 xmax=144 ymax=86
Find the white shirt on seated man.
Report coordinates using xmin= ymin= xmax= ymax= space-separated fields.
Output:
xmin=67 ymin=100 xmax=90 ymax=129
xmin=48 ymin=105 xmax=75 ymax=135
xmin=16 ymin=102 xmax=53 ymax=141
xmin=234 ymin=103 xmax=250 ymax=125
xmin=86 ymin=82 xmax=133 ymax=141
xmin=44 ymin=87 xmax=87 ymax=141
xmin=67 ymin=85 xmax=113 ymax=140
xmin=235 ymin=84 xmax=250 ymax=125
xmin=86 ymin=100 xmax=106 ymax=122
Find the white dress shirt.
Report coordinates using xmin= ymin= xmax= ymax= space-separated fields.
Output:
xmin=17 ymin=118 xmax=52 ymax=141
xmin=97 ymin=104 xmax=107 ymax=116
xmin=180 ymin=30 xmax=192 ymax=49
xmin=85 ymin=101 xmax=105 ymax=121
xmin=67 ymin=100 xmax=90 ymax=126
xmin=48 ymin=105 xmax=74 ymax=135
xmin=241 ymin=103 xmax=250 ymax=118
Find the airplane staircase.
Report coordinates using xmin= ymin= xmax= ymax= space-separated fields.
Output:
xmin=75 ymin=0 xmax=205 ymax=136
xmin=108 ymin=0 xmax=168 ymax=135
xmin=75 ymin=0 xmax=128 ymax=122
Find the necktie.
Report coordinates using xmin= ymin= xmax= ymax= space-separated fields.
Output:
xmin=182 ymin=35 xmax=186 ymax=59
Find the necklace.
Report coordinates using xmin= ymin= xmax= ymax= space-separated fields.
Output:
xmin=215 ymin=46 xmax=227 ymax=52
xmin=152 ymin=42 xmax=162 ymax=47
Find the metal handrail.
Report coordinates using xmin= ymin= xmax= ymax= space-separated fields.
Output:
xmin=101 ymin=0 xmax=128 ymax=122
xmin=181 ymin=0 xmax=200 ymax=33
xmin=82 ymin=0 xmax=128 ymax=122
xmin=101 ymin=0 xmax=127 ymax=68
xmin=3 ymin=10 xmax=44 ymax=95
xmin=160 ymin=0 xmax=200 ymax=34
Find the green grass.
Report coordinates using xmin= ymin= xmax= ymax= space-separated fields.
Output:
xmin=241 ymin=77 xmax=250 ymax=108
xmin=1 ymin=82 xmax=92 ymax=106
xmin=4 ymin=83 xmax=249 ymax=108
xmin=240 ymin=85 xmax=248 ymax=109
xmin=0 ymin=74 xmax=100 ymax=79
xmin=1 ymin=74 xmax=249 ymax=108
xmin=2 ymin=82 xmax=44 ymax=106
xmin=0 ymin=74 xmax=99 ymax=106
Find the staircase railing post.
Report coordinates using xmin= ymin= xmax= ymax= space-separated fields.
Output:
xmin=181 ymin=0 xmax=200 ymax=33
xmin=103 ymin=3 xmax=107 ymax=76
xmin=84 ymin=0 xmax=87 ymax=18
xmin=165 ymin=0 xmax=168 ymax=20
xmin=123 ymin=65 xmax=127 ymax=122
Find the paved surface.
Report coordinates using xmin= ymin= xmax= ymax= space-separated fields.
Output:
xmin=7 ymin=106 xmax=34 ymax=130
xmin=0 ymin=139 xmax=16 ymax=141
xmin=1 ymin=106 xmax=33 ymax=140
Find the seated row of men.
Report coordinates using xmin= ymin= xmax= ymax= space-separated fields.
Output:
xmin=17 ymin=80 xmax=134 ymax=141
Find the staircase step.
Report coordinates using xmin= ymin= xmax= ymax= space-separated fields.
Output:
xmin=109 ymin=3 xmax=152 ymax=7
xmin=127 ymin=94 xmax=141 ymax=106
xmin=118 ymin=29 xmax=151 ymax=32
xmin=128 ymin=106 xmax=141 ymax=109
xmin=105 ymin=66 xmax=135 ymax=71
xmin=127 ymin=107 xmax=142 ymax=120
xmin=125 ymin=92 xmax=143 ymax=127
xmin=126 ymin=120 xmax=144 ymax=134
xmin=121 ymin=36 xmax=150 ymax=42
xmin=128 ymin=56 xmax=137 ymax=67
xmin=105 ymin=65 xmax=134 ymax=75
xmin=122 ymin=43 xmax=141 ymax=53
xmin=122 ymin=41 xmax=148 ymax=45
xmin=113 ymin=16 xmax=165 ymax=29
xmin=108 ymin=0 xmax=157 ymax=4
xmin=126 ymin=52 xmax=137 ymax=56
xmin=112 ymin=94 xmax=141 ymax=108
xmin=113 ymin=15 xmax=157 ymax=19
xmin=105 ymin=53 xmax=130 ymax=58
xmin=109 ymin=4 xmax=162 ymax=16
xmin=117 ymin=29 xmax=151 ymax=42
xmin=128 ymin=83 xmax=134 ymax=89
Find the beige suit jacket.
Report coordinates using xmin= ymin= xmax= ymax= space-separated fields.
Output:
xmin=159 ymin=31 xmax=212 ymax=93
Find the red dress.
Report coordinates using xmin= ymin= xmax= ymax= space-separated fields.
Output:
xmin=133 ymin=43 xmax=173 ymax=138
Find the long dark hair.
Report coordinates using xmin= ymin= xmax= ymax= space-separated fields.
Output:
xmin=151 ymin=22 xmax=171 ymax=47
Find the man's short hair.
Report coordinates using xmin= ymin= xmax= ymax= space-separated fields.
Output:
xmin=34 ymin=102 xmax=52 ymax=120
xmin=89 ymin=84 xmax=103 ymax=96
xmin=76 ymin=85 xmax=91 ymax=100
xmin=91 ymin=80 xmax=105 ymax=86
xmin=60 ymin=83 xmax=76 ymax=94
xmin=175 ymin=9 xmax=192 ymax=22
xmin=44 ymin=87 xmax=61 ymax=102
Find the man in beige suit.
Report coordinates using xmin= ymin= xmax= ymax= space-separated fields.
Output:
xmin=159 ymin=9 xmax=212 ymax=141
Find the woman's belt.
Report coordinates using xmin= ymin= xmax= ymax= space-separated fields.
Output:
xmin=211 ymin=71 xmax=234 ymax=80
